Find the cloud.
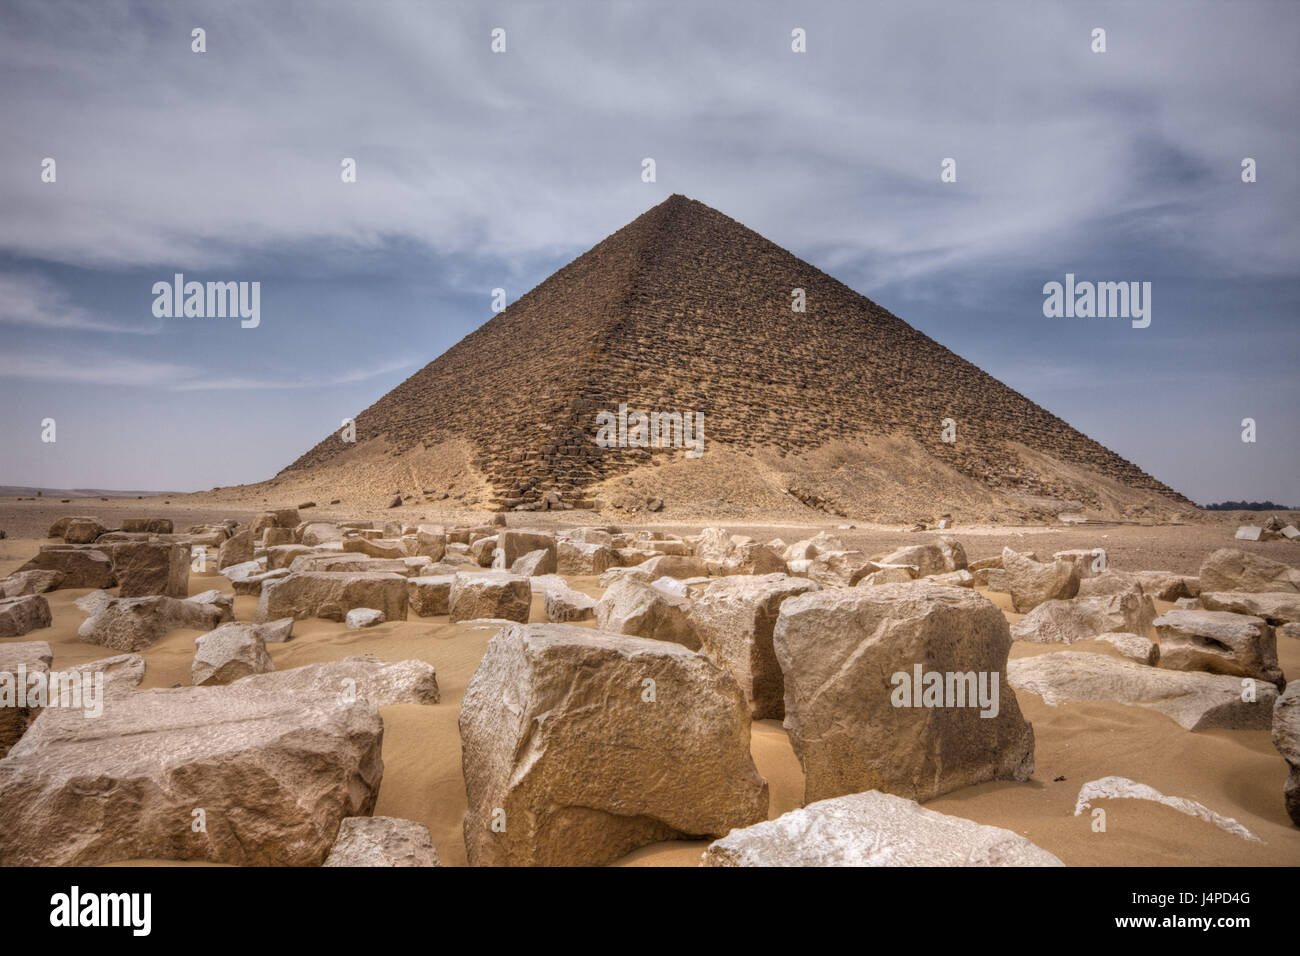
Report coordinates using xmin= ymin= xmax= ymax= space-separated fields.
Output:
xmin=0 ymin=272 xmax=158 ymax=333
xmin=0 ymin=347 xmax=414 ymax=390
xmin=0 ymin=1 xmax=1294 ymax=285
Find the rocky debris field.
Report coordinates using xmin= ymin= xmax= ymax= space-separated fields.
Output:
xmin=1 ymin=503 xmax=1298 ymax=867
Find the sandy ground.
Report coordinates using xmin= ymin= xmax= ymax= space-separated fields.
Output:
xmin=2 ymin=507 xmax=1299 ymax=867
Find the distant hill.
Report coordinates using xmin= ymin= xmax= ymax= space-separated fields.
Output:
xmin=1203 ymin=501 xmax=1297 ymax=511
xmin=0 ymin=486 xmax=182 ymax=499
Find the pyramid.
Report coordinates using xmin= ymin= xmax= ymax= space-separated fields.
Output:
xmin=280 ymin=194 xmax=1190 ymax=516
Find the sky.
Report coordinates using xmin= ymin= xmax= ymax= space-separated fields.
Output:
xmin=1 ymin=0 xmax=1297 ymax=505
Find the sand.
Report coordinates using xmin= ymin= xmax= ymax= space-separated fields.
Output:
xmin=2 ymin=509 xmax=1298 ymax=867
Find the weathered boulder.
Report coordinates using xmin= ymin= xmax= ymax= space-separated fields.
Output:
xmin=192 ymin=623 xmax=274 ymax=686
xmin=595 ymin=577 xmax=699 ymax=649
xmin=0 ymin=682 xmax=383 ymax=866
xmin=1010 ymin=590 xmax=1156 ymax=644
xmin=497 ymin=530 xmax=557 ymax=569
xmin=877 ymin=539 xmax=967 ymax=577
xmin=1097 ymin=631 xmax=1160 ymax=665
xmin=854 ymin=565 xmax=918 ymax=587
xmin=689 ymin=573 xmax=819 ymax=719
xmin=773 ymin=583 xmax=1035 ymax=804
xmin=696 ymin=528 xmax=786 ymax=576
xmin=468 ymin=535 xmax=498 ymax=567
xmin=323 ymin=817 xmax=441 ymax=867
xmin=257 ymin=571 xmax=408 ymax=623
xmin=1131 ymin=570 xmax=1200 ymax=601
xmin=108 ymin=540 xmax=190 ymax=597
xmin=17 ymin=546 xmax=115 ymax=589
xmin=532 ymin=576 xmax=597 ymax=622
xmin=1002 ymin=548 xmax=1079 ymax=612
xmin=556 ymin=540 xmax=614 ymax=575
xmin=1200 ymin=548 xmax=1300 ymax=594
xmin=1273 ymin=682 xmax=1300 ymax=825
xmin=1154 ymin=609 xmax=1284 ymax=688
xmin=217 ymin=529 xmax=253 ymax=570
xmin=0 ymin=569 xmax=65 ymax=598
xmin=79 ymin=594 xmax=225 ymax=651
xmin=701 ymin=790 xmax=1063 ymax=867
xmin=343 ymin=536 xmax=407 ymax=560
xmin=448 ymin=572 xmax=530 ymax=623
xmin=511 ymin=548 xmax=557 ymax=577
xmin=47 ymin=515 xmax=97 ymax=538
xmin=1052 ymin=549 xmax=1108 ymax=579
xmin=63 ymin=517 xmax=107 ymax=544
xmin=300 ymin=522 xmax=344 ymax=547
xmin=1199 ymin=591 xmax=1300 ymax=626
xmin=0 ymin=641 xmax=52 ymax=757
xmin=346 ymin=608 xmax=385 ymax=629
xmin=459 ymin=623 xmax=768 ymax=866
xmin=235 ymin=656 xmax=439 ymax=706
xmin=408 ymin=575 xmax=457 ymax=617
xmin=120 ymin=517 xmax=173 ymax=534
xmin=1008 ymin=651 xmax=1276 ymax=730
xmin=0 ymin=594 xmax=52 ymax=637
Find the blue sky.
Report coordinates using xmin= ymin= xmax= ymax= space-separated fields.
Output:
xmin=1 ymin=0 xmax=1297 ymax=504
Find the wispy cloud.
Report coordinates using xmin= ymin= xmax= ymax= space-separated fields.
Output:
xmin=0 ymin=347 xmax=414 ymax=390
xmin=0 ymin=273 xmax=159 ymax=333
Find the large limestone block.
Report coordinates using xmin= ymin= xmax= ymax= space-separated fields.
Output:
xmin=1010 ymin=590 xmax=1155 ymax=644
xmin=120 ymin=517 xmax=173 ymax=534
xmin=497 ymin=530 xmax=557 ymax=569
xmin=192 ymin=623 xmax=275 ymax=686
xmin=1200 ymin=548 xmax=1300 ymax=594
xmin=407 ymin=575 xmax=457 ymax=617
xmin=18 ymin=546 xmax=115 ymax=589
xmin=0 ymin=641 xmax=53 ymax=757
xmin=533 ymin=575 xmax=597 ymax=622
xmin=342 ymin=536 xmax=407 ymax=560
xmin=0 ymin=682 xmax=383 ymax=866
xmin=0 ymin=594 xmax=52 ymax=637
xmin=63 ymin=517 xmax=107 ymax=544
xmin=235 ymin=656 xmax=439 ymax=706
xmin=1199 ymin=591 xmax=1300 ymax=626
xmin=78 ymin=595 xmax=225 ymax=651
xmin=301 ymin=522 xmax=344 ymax=547
xmin=1002 ymin=548 xmax=1079 ymax=612
xmin=448 ymin=572 xmax=530 ymax=623
xmin=1052 ymin=549 xmax=1108 ymax=579
xmin=556 ymin=540 xmax=614 ymax=575
xmin=689 ymin=573 xmax=819 ymax=719
xmin=702 ymin=790 xmax=1063 ymax=867
xmin=511 ymin=549 xmax=557 ymax=577
xmin=323 ymin=817 xmax=441 ymax=867
xmin=595 ymin=577 xmax=699 ymax=649
xmin=774 ymin=583 xmax=1035 ymax=804
xmin=217 ymin=529 xmax=254 ymax=570
xmin=256 ymin=571 xmax=409 ymax=623
xmin=1273 ymin=682 xmax=1300 ymax=825
xmin=1008 ymin=651 xmax=1276 ymax=730
xmin=695 ymin=528 xmax=786 ymax=576
xmin=108 ymin=540 xmax=190 ymax=597
xmin=1154 ymin=609 xmax=1284 ymax=688
xmin=459 ymin=623 xmax=768 ymax=866
xmin=0 ymin=569 xmax=64 ymax=598
xmin=878 ymin=538 xmax=967 ymax=577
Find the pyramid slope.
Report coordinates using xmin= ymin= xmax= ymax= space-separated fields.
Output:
xmin=281 ymin=194 xmax=1189 ymax=514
